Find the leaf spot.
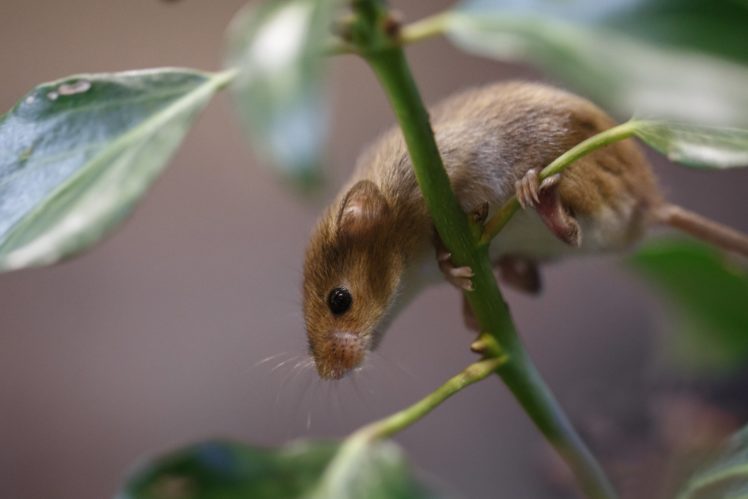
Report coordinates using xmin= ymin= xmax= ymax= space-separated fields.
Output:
xmin=58 ymin=80 xmax=92 ymax=96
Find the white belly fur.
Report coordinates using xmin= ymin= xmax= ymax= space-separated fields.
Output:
xmin=391 ymin=198 xmax=641 ymax=327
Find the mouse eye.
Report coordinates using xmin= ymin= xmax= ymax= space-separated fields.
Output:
xmin=327 ymin=287 xmax=352 ymax=315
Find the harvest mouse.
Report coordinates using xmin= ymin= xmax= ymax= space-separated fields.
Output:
xmin=302 ymin=81 xmax=748 ymax=380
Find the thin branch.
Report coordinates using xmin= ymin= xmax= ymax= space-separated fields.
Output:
xmin=357 ymin=356 xmax=507 ymax=441
xmin=400 ymin=12 xmax=450 ymax=45
xmin=325 ymin=11 xmax=450 ymax=56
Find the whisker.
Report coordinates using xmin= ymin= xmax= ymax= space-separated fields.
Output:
xmin=286 ymin=369 xmax=315 ymax=431
xmin=292 ymin=357 xmax=314 ymax=374
xmin=252 ymin=352 xmax=292 ymax=369
xmin=371 ymin=350 xmax=415 ymax=381
xmin=349 ymin=370 xmax=374 ymax=413
xmin=306 ymin=377 xmax=322 ymax=432
xmin=270 ymin=356 xmax=299 ymax=373
xmin=272 ymin=354 xmax=305 ymax=415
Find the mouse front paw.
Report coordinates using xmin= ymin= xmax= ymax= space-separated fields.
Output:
xmin=434 ymin=232 xmax=474 ymax=291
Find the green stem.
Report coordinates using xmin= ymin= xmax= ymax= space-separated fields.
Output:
xmin=324 ymin=11 xmax=449 ymax=56
xmin=366 ymin=46 xmax=517 ymax=346
xmin=213 ymin=68 xmax=238 ymax=91
xmin=480 ymin=120 xmax=640 ymax=244
xmin=358 ymin=357 xmax=506 ymax=441
xmin=682 ymin=462 xmax=748 ymax=498
xmin=499 ymin=350 xmax=617 ymax=499
xmin=352 ymin=5 xmax=618 ymax=497
xmin=400 ymin=12 xmax=450 ymax=45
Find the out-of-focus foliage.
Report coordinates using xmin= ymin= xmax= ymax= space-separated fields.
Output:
xmin=0 ymin=69 xmax=226 ymax=273
xmin=119 ymin=438 xmax=442 ymax=499
xmin=1 ymin=0 xmax=747 ymax=495
xmin=630 ymin=239 xmax=748 ymax=374
xmin=225 ymin=0 xmax=336 ymax=190
xmin=678 ymin=425 xmax=748 ymax=499
xmin=633 ymin=121 xmax=748 ymax=169
xmin=446 ymin=0 xmax=748 ymax=126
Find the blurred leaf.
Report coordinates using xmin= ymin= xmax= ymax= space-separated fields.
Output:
xmin=629 ymin=239 xmax=748 ymax=373
xmin=0 ymin=68 xmax=228 ymax=273
xmin=119 ymin=438 xmax=443 ymax=499
xmin=633 ymin=121 xmax=748 ymax=169
xmin=678 ymin=425 xmax=748 ymax=499
xmin=601 ymin=0 xmax=748 ymax=66
xmin=445 ymin=0 xmax=748 ymax=126
xmin=305 ymin=435 xmax=442 ymax=499
xmin=225 ymin=0 xmax=336 ymax=190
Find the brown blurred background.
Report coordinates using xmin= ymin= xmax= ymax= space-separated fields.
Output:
xmin=1 ymin=1 xmax=747 ymax=498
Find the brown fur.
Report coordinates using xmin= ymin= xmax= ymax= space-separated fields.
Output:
xmin=303 ymin=81 xmax=661 ymax=379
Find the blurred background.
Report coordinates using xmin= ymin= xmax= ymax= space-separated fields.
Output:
xmin=1 ymin=1 xmax=747 ymax=498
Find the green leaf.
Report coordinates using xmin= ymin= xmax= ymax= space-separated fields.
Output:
xmin=678 ymin=425 xmax=748 ymax=499
xmin=601 ymin=0 xmax=748 ymax=67
xmin=225 ymin=0 xmax=336 ymax=190
xmin=633 ymin=121 xmax=748 ymax=169
xmin=0 ymin=68 xmax=229 ymax=273
xmin=118 ymin=438 xmax=442 ymax=499
xmin=629 ymin=238 xmax=748 ymax=374
xmin=445 ymin=0 xmax=748 ymax=127
xmin=305 ymin=435 xmax=439 ymax=499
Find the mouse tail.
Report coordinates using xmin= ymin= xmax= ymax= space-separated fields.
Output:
xmin=654 ymin=203 xmax=748 ymax=257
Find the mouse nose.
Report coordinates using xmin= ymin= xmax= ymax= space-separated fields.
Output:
xmin=332 ymin=331 xmax=360 ymax=346
xmin=314 ymin=331 xmax=366 ymax=380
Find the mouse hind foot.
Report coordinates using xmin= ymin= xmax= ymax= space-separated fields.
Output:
xmin=459 ymin=256 xmax=541 ymax=332
xmin=496 ymin=255 xmax=542 ymax=294
xmin=516 ymin=168 xmax=582 ymax=247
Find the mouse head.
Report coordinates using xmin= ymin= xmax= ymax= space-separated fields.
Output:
xmin=303 ymin=180 xmax=404 ymax=379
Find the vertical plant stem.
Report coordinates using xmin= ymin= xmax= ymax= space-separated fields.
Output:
xmin=499 ymin=350 xmax=617 ymax=499
xmin=361 ymin=35 xmax=618 ymax=499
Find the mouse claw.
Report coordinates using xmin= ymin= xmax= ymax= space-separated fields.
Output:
xmin=516 ymin=169 xmax=581 ymax=247
xmin=517 ymin=169 xmax=564 ymax=210
xmin=539 ymin=173 xmax=561 ymax=193
xmin=435 ymin=232 xmax=475 ymax=291
xmin=442 ymin=262 xmax=475 ymax=291
xmin=516 ymin=168 xmax=541 ymax=209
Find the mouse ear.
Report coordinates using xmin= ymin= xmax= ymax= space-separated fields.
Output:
xmin=337 ymin=180 xmax=390 ymax=239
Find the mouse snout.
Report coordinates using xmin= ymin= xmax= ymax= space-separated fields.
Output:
xmin=314 ymin=331 xmax=367 ymax=380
